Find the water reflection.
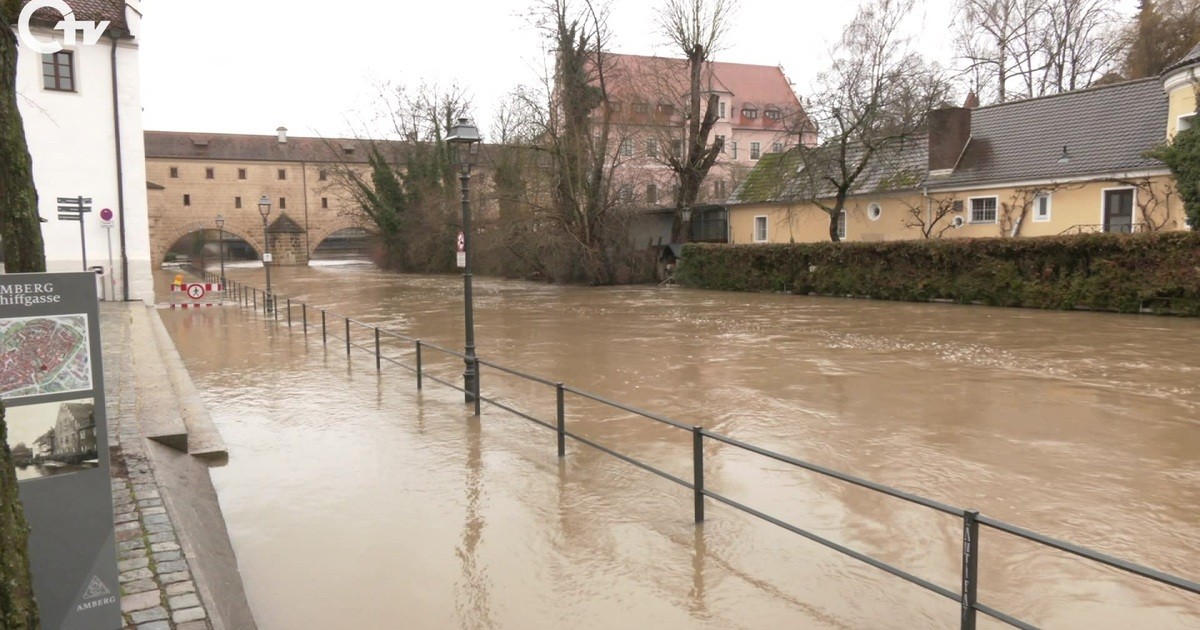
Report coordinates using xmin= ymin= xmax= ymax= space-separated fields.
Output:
xmin=161 ymin=266 xmax=1200 ymax=629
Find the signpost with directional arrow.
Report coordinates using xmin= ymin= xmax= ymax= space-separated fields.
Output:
xmin=57 ymin=196 xmax=93 ymax=271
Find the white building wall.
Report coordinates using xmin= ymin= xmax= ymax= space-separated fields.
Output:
xmin=10 ymin=3 xmax=154 ymax=302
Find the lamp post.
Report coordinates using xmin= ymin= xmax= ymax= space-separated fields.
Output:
xmin=215 ymin=215 xmax=226 ymax=288
xmin=258 ymin=196 xmax=273 ymax=313
xmin=446 ymin=117 xmax=482 ymax=405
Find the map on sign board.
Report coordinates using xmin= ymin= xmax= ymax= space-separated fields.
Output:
xmin=0 ymin=314 xmax=93 ymax=399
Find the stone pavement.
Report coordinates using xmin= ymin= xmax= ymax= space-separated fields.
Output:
xmin=101 ymin=303 xmax=255 ymax=630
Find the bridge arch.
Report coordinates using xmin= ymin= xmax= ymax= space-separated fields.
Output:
xmin=157 ymin=221 xmax=263 ymax=266
xmin=310 ymin=221 xmax=370 ymax=254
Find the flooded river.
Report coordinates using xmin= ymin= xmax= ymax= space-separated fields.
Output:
xmin=157 ymin=265 xmax=1199 ymax=629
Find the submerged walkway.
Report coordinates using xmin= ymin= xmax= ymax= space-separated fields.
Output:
xmin=100 ymin=303 xmax=256 ymax=630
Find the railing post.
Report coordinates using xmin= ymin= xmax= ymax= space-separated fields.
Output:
xmin=321 ymin=310 xmax=327 ymax=345
xmin=302 ymin=303 xmax=307 ymax=335
xmin=556 ymin=383 xmax=565 ymax=457
xmin=287 ymin=299 xmax=292 ymax=327
xmin=693 ymin=426 xmax=705 ymax=523
xmin=345 ymin=318 xmax=351 ymax=357
xmin=273 ymin=296 xmax=278 ymax=321
xmin=961 ymin=509 xmax=980 ymax=630
xmin=252 ymin=288 xmax=256 ymax=310
xmin=472 ymin=357 xmax=481 ymax=416
xmin=374 ymin=328 xmax=381 ymax=371
xmin=415 ymin=340 xmax=423 ymax=390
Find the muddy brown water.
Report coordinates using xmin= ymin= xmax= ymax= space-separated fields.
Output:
xmin=156 ymin=265 xmax=1199 ymax=629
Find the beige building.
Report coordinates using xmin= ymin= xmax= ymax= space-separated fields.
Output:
xmin=728 ymin=44 xmax=1200 ymax=245
xmin=144 ymin=128 xmax=378 ymax=266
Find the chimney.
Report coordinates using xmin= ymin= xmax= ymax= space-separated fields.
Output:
xmin=927 ymin=107 xmax=971 ymax=173
xmin=277 ymin=126 xmax=288 ymax=144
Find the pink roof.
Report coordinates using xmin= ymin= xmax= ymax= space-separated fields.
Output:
xmin=601 ymin=53 xmax=807 ymax=131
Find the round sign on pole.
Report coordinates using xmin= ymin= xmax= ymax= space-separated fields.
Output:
xmin=186 ymin=284 xmax=206 ymax=300
xmin=99 ymin=208 xmax=113 ymax=221
xmin=456 ymin=231 xmax=465 ymax=253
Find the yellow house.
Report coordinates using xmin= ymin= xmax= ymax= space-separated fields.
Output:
xmin=729 ymin=44 xmax=1200 ymax=244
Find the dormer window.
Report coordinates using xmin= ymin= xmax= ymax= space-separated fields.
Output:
xmin=1180 ymin=113 xmax=1196 ymax=132
xmin=742 ymin=108 xmax=758 ymax=119
xmin=633 ymin=102 xmax=650 ymax=114
xmin=764 ymin=109 xmax=782 ymax=120
xmin=657 ymin=103 xmax=674 ymax=115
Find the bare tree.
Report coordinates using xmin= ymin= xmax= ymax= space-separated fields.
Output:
xmin=1122 ymin=0 xmax=1200 ymax=79
xmin=901 ymin=195 xmax=962 ymax=238
xmin=795 ymin=0 xmax=951 ymax=242
xmin=1 ymin=0 xmax=46 ymax=272
xmin=654 ymin=0 xmax=735 ymax=241
xmin=323 ymin=82 xmax=469 ymax=271
xmin=953 ymin=0 xmax=1124 ymax=103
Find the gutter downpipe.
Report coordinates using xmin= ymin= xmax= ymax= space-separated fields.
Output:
xmin=110 ymin=31 xmax=130 ymax=301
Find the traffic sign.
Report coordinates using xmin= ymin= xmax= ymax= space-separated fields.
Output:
xmin=186 ymin=284 xmax=206 ymax=300
xmin=263 ymin=253 xmax=273 ymax=263
xmin=456 ymin=231 xmax=465 ymax=253
xmin=99 ymin=208 xmax=114 ymax=229
xmin=456 ymin=252 xmax=466 ymax=268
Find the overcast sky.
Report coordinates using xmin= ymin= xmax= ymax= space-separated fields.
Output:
xmin=137 ymin=0 xmax=1130 ymax=140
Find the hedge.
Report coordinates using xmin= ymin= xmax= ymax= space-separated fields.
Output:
xmin=676 ymin=232 xmax=1200 ymax=315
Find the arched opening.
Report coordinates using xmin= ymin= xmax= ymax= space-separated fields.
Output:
xmin=162 ymin=229 xmax=258 ymax=268
xmin=312 ymin=228 xmax=370 ymax=261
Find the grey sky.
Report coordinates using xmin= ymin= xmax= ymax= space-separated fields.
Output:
xmin=137 ymin=0 xmax=1131 ymax=140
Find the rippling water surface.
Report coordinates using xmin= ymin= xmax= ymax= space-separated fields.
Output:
xmin=157 ymin=265 xmax=1200 ymax=629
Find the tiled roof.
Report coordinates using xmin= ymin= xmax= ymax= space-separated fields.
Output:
xmin=25 ymin=0 xmax=128 ymax=33
xmin=1163 ymin=41 xmax=1200 ymax=75
xmin=604 ymin=53 xmax=807 ymax=131
xmin=144 ymin=131 xmax=400 ymax=164
xmin=930 ymin=78 xmax=1168 ymax=188
xmin=730 ymin=139 xmax=928 ymax=204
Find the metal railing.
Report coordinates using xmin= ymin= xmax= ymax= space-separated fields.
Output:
xmin=204 ymin=269 xmax=1199 ymax=629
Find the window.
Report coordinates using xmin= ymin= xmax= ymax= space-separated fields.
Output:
xmin=321 ymin=197 xmax=329 ymax=209
xmin=620 ymin=138 xmax=633 ymax=157
xmin=773 ymin=142 xmax=783 ymax=153
xmin=41 ymin=51 xmax=74 ymax=91
xmin=837 ymin=211 xmax=847 ymax=239
xmin=183 ymin=194 xmax=191 ymax=206
xmin=742 ymin=108 xmax=758 ymax=119
xmin=753 ymin=216 xmax=768 ymax=242
xmin=716 ymin=135 xmax=726 ymax=152
xmin=205 ymin=168 xmax=215 ymax=179
xmin=279 ymin=197 xmax=287 ymax=210
xmin=970 ymin=197 xmax=998 ymax=223
xmin=633 ymin=102 xmax=650 ymax=114
xmin=238 ymin=168 xmax=247 ymax=180
xmin=719 ymin=102 xmax=726 ymax=119
xmin=1033 ymin=194 xmax=1051 ymax=222
xmin=235 ymin=196 xmax=242 ymax=209
xmin=318 ymin=169 xmax=328 ymax=181
xmin=646 ymin=139 xmax=658 ymax=158
xmin=610 ymin=101 xmax=622 ymax=112
xmin=731 ymin=142 xmax=738 ymax=159
xmin=868 ymin=203 xmax=882 ymax=221
xmin=169 ymin=167 xmax=179 ymax=178
xmin=657 ymin=103 xmax=674 ymax=116
xmin=765 ymin=109 xmax=782 ymax=120
xmin=646 ymin=184 xmax=658 ymax=205
xmin=277 ymin=169 xmax=287 ymax=180
xmin=1179 ymin=113 xmax=1196 ymax=132
xmin=750 ymin=142 xmax=761 ymax=160
xmin=618 ymin=184 xmax=633 ymax=204
xmin=714 ymin=180 xmax=727 ymax=198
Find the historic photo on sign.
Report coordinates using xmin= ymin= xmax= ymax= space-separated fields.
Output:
xmin=5 ymin=398 xmax=100 ymax=482
xmin=0 ymin=314 xmax=93 ymax=400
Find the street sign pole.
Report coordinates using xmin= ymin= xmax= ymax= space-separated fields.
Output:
xmin=100 ymin=209 xmax=115 ymax=301
xmin=57 ymin=196 xmax=93 ymax=271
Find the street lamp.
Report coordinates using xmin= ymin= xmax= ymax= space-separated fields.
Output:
xmin=258 ymin=195 xmax=273 ymax=313
xmin=446 ymin=117 xmax=482 ymax=406
xmin=215 ymin=214 xmax=226 ymax=289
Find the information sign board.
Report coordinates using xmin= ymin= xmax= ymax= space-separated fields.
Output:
xmin=0 ymin=272 xmax=121 ymax=630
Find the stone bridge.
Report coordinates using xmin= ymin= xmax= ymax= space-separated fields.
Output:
xmin=145 ymin=129 xmax=374 ymax=266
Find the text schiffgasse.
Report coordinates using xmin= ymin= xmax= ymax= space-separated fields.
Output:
xmin=0 ymin=283 xmax=62 ymax=306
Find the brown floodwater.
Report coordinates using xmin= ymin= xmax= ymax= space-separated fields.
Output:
xmin=157 ymin=264 xmax=1199 ymax=629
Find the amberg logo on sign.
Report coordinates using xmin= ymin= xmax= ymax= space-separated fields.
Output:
xmin=18 ymin=0 xmax=110 ymax=55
